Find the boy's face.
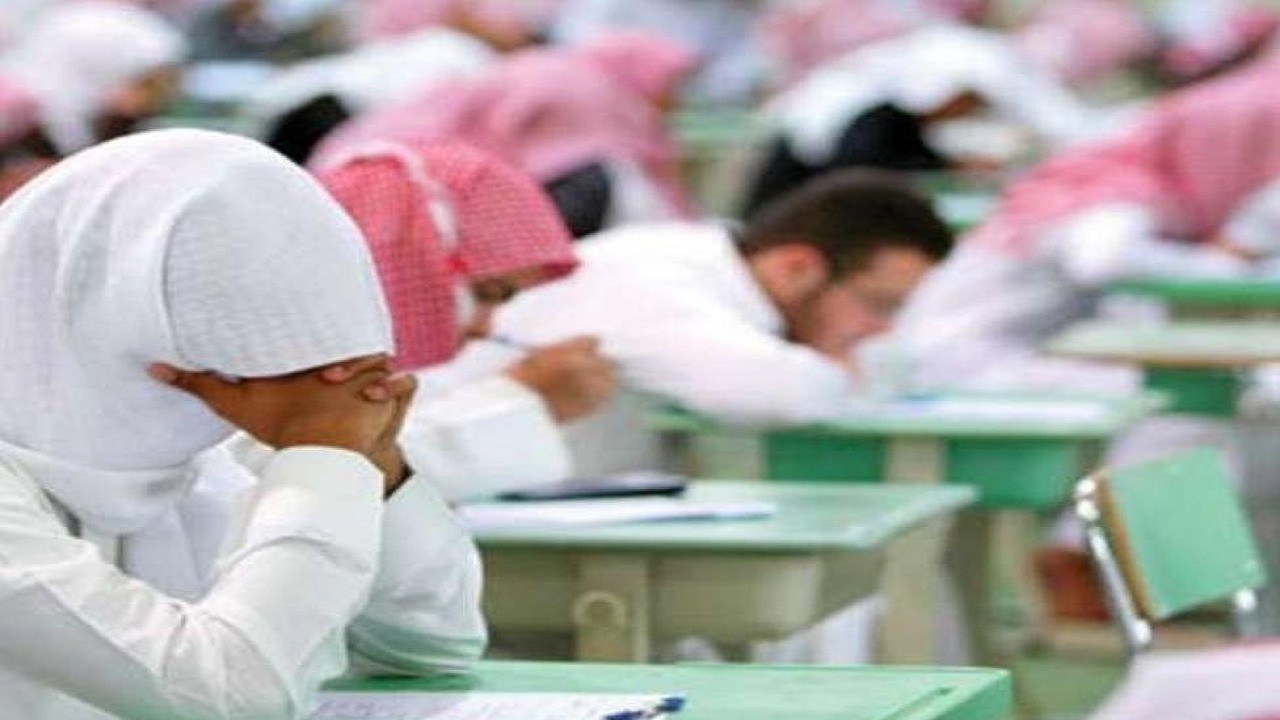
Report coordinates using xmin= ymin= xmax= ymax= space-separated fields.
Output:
xmin=788 ymin=245 xmax=935 ymax=359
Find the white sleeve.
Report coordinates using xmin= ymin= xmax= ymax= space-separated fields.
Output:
xmin=400 ymin=375 xmax=571 ymax=502
xmin=495 ymin=272 xmax=854 ymax=424
xmin=0 ymin=447 xmax=383 ymax=720
xmin=1223 ymin=179 xmax=1280 ymax=258
xmin=608 ymin=311 xmax=854 ymax=423
xmin=345 ymin=475 xmax=488 ymax=676
xmin=1048 ymin=203 xmax=1249 ymax=287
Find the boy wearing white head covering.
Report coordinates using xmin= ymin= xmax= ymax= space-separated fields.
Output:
xmin=0 ymin=129 xmax=485 ymax=719
xmin=1 ymin=0 xmax=187 ymax=155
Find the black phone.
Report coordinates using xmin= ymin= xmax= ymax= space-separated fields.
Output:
xmin=498 ymin=472 xmax=688 ymax=502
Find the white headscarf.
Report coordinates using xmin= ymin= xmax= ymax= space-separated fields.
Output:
xmin=772 ymin=25 xmax=1099 ymax=164
xmin=2 ymin=1 xmax=186 ymax=153
xmin=0 ymin=129 xmax=393 ymax=597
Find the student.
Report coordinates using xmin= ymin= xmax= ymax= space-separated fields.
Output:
xmin=313 ymin=33 xmax=698 ymax=238
xmin=894 ymin=55 xmax=1280 ymax=394
xmin=744 ymin=25 xmax=1107 ymax=215
xmin=243 ymin=26 xmax=496 ymax=163
xmin=315 ymin=139 xmax=617 ymax=501
xmin=0 ymin=130 xmax=486 ymax=719
xmin=465 ymin=171 xmax=954 ymax=477
xmin=0 ymin=1 xmax=186 ymax=199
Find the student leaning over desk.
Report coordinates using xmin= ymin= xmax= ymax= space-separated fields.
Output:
xmin=894 ymin=50 xmax=1280 ymax=395
xmin=0 ymin=130 xmax=485 ymax=720
xmin=463 ymin=170 xmax=954 ymax=480
xmin=315 ymin=139 xmax=618 ymax=502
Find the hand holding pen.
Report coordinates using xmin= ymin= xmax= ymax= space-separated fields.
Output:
xmin=501 ymin=335 xmax=618 ymax=424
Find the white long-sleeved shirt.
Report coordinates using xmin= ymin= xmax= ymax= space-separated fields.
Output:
xmin=402 ymin=370 xmax=571 ymax=502
xmin=486 ymin=222 xmax=853 ymax=476
xmin=895 ymin=202 xmax=1259 ymax=393
xmin=0 ymin=444 xmax=486 ymax=720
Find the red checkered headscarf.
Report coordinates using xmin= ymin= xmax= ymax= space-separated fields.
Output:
xmin=316 ymin=140 xmax=577 ymax=370
xmin=971 ymin=53 xmax=1280 ymax=256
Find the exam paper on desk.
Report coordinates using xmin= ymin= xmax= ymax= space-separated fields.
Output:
xmin=457 ymin=498 xmax=778 ymax=531
xmin=313 ymin=692 xmax=678 ymax=720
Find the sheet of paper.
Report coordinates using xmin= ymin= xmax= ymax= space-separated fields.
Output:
xmin=848 ymin=398 xmax=1113 ymax=425
xmin=458 ymin=497 xmax=777 ymax=531
xmin=312 ymin=692 xmax=676 ymax=720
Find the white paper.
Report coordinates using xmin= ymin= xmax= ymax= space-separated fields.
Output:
xmin=458 ymin=498 xmax=777 ymax=531
xmin=312 ymin=692 xmax=676 ymax=720
xmin=847 ymin=398 xmax=1113 ymax=425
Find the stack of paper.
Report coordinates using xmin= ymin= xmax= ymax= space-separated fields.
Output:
xmin=458 ymin=498 xmax=777 ymax=532
xmin=313 ymin=692 xmax=682 ymax=720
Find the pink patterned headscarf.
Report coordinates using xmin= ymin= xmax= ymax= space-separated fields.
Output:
xmin=1015 ymin=0 xmax=1156 ymax=87
xmin=762 ymin=0 xmax=915 ymax=87
xmin=314 ymin=33 xmax=698 ymax=217
xmin=972 ymin=55 xmax=1280 ymax=256
xmin=315 ymin=141 xmax=576 ymax=370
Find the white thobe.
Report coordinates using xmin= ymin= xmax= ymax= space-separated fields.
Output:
xmin=0 ymin=444 xmax=486 ymax=720
xmin=896 ymin=202 xmax=1263 ymax=393
xmin=403 ymin=367 xmax=571 ymax=502
xmin=487 ymin=221 xmax=853 ymax=477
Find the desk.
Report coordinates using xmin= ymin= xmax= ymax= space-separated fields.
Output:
xmin=651 ymin=395 xmax=1163 ymax=664
xmin=1109 ymin=278 xmax=1280 ymax=320
xmin=1047 ymin=321 xmax=1280 ymax=417
xmin=473 ymin=481 xmax=974 ymax=664
xmin=327 ymin=661 xmax=1014 ymax=720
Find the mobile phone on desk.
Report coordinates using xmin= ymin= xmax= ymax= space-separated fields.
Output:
xmin=498 ymin=472 xmax=688 ymax=502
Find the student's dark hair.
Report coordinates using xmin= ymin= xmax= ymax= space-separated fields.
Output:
xmin=739 ymin=170 xmax=954 ymax=277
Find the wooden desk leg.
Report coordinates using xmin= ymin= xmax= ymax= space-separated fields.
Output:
xmin=879 ymin=438 xmax=949 ymax=663
xmin=572 ymin=554 xmax=653 ymax=662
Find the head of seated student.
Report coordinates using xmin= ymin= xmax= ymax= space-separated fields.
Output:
xmin=0 ymin=130 xmax=414 ymax=563
xmin=739 ymin=171 xmax=954 ymax=358
xmin=316 ymin=141 xmax=580 ymax=369
xmin=5 ymin=1 xmax=187 ymax=156
xmin=316 ymin=140 xmax=619 ymax=424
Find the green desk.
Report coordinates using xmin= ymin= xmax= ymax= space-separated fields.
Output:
xmin=1109 ymin=278 xmax=1280 ymax=320
xmin=651 ymin=395 xmax=1163 ymax=664
xmin=327 ymin=661 xmax=1013 ymax=720
xmin=1047 ymin=321 xmax=1280 ymax=417
xmin=472 ymin=481 xmax=974 ymax=665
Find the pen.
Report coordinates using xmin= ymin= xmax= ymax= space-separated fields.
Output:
xmin=487 ymin=334 xmax=532 ymax=351
xmin=603 ymin=695 xmax=686 ymax=720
